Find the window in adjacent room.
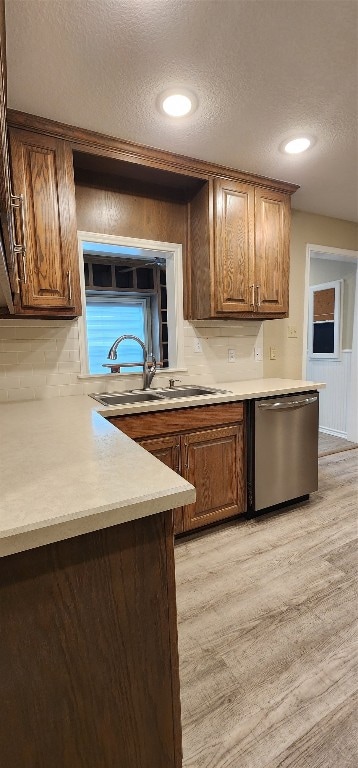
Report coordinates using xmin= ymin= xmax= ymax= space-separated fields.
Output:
xmin=308 ymin=280 xmax=342 ymax=359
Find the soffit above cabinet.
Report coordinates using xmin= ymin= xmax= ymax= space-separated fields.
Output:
xmin=73 ymin=151 xmax=206 ymax=204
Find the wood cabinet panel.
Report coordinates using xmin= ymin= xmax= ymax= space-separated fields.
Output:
xmin=109 ymin=402 xmax=246 ymax=534
xmin=182 ymin=424 xmax=246 ymax=531
xmin=138 ymin=435 xmax=184 ymax=534
xmin=214 ymin=178 xmax=254 ymax=314
xmin=254 ymin=187 xmax=290 ymax=315
xmin=188 ymin=180 xmax=212 ymax=319
xmin=9 ymin=128 xmax=81 ymax=316
xmin=0 ymin=1 xmax=8 ymax=221
xmin=0 ymin=511 xmax=182 ymax=768
xmin=0 ymin=4 xmax=17 ymax=302
xmin=108 ymin=401 xmax=244 ymax=440
xmin=75 ymin=182 xmax=187 ymax=250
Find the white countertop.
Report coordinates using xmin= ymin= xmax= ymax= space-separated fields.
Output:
xmin=0 ymin=396 xmax=195 ymax=557
xmin=93 ymin=377 xmax=325 ymax=418
xmin=0 ymin=378 xmax=324 ymax=558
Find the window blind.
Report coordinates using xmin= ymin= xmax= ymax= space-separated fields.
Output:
xmin=86 ymin=300 xmax=146 ymax=374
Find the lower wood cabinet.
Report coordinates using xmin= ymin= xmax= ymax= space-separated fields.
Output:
xmin=137 ymin=435 xmax=184 ymax=534
xmin=109 ymin=402 xmax=246 ymax=534
xmin=182 ymin=424 xmax=245 ymax=531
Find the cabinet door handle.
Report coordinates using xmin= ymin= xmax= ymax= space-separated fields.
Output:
xmin=11 ymin=193 xmax=27 ymax=256
xmin=184 ymin=441 xmax=190 ymax=472
xmin=67 ymin=270 xmax=72 ymax=303
xmin=250 ymin=284 xmax=255 ymax=307
xmin=175 ymin=443 xmax=180 ymax=472
xmin=256 ymin=284 xmax=261 ymax=307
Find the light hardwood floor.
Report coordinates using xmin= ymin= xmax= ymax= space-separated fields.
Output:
xmin=175 ymin=448 xmax=358 ymax=768
xmin=318 ymin=432 xmax=358 ymax=458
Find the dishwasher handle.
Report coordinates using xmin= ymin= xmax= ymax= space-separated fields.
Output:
xmin=258 ymin=396 xmax=318 ymax=411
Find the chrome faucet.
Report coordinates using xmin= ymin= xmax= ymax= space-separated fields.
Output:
xmin=104 ymin=334 xmax=157 ymax=390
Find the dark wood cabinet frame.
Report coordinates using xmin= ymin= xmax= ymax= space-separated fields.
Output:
xmin=2 ymin=108 xmax=298 ymax=321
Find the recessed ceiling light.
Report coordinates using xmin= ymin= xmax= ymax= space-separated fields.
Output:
xmin=162 ymin=93 xmax=192 ymax=117
xmin=158 ymin=88 xmax=198 ymax=118
xmin=284 ymin=137 xmax=311 ymax=154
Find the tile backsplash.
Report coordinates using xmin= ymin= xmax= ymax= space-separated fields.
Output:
xmin=0 ymin=318 xmax=263 ymax=402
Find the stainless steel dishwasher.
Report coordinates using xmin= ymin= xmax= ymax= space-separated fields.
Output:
xmin=247 ymin=391 xmax=319 ymax=514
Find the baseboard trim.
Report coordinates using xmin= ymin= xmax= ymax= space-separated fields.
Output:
xmin=319 ymin=426 xmax=347 ymax=438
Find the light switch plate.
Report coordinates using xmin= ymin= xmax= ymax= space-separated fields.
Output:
xmin=193 ymin=338 xmax=202 ymax=353
xmin=228 ymin=348 xmax=236 ymax=363
xmin=254 ymin=347 xmax=263 ymax=362
xmin=270 ymin=346 xmax=277 ymax=360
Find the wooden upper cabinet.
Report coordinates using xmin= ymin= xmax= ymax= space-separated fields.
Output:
xmin=254 ymin=187 xmax=290 ymax=315
xmin=9 ymin=128 xmax=81 ymax=316
xmin=4 ymin=109 xmax=297 ymax=321
xmin=188 ymin=177 xmax=293 ymax=320
xmin=214 ymin=178 xmax=255 ymax=314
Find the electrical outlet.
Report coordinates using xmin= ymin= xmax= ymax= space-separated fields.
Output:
xmin=288 ymin=325 xmax=298 ymax=338
xmin=254 ymin=347 xmax=263 ymax=362
xmin=228 ymin=348 xmax=236 ymax=363
xmin=193 ymin=338 xmax=202 ymax=353
xmin=270 ymin=346 xmax=277 ymax=360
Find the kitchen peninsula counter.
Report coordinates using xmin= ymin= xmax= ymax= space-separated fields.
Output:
xmin=0 ymin=395 xmax=195 ymax=558
xmin=0 ymin=377 xmax=324 ymax=768
xmin=0 ymin=391 xmax=195 ymax=768
xmin=0 ymin=378 xmax=324 ymax=558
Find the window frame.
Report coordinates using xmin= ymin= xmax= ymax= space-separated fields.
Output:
xmin=77 ymin=231 xmax=185 ymax=378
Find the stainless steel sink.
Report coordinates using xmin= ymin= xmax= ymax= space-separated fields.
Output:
xmin=91 ymin=391 xmax=164 ymax=406
xmin=153 ymin=386 xmax=226 ymax=398
xmin=90 ymin=385 xmax=231 ymax=407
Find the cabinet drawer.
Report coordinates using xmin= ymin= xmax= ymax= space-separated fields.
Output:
xmin=108 ymin=401 xmax=244 ymax=439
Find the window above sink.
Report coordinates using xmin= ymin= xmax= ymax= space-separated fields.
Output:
xmin=77 ymin=233 xmax=185 ymax=379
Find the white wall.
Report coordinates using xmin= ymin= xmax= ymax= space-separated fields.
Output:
xmin=307 ymin=351 xmax=352 ymax=437
xmin=0 ymin=318 xmax=264 ymax=402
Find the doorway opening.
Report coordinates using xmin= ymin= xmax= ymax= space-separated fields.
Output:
xmin=303 ymin=244 xmax=358 ymax=443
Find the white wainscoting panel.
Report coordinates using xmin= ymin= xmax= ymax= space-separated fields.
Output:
xmin=307 ymin=351 xmax=352 ymax=437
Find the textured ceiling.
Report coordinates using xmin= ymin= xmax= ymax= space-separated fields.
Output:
xmin=5 ymin=0 xmax=358 ymax=222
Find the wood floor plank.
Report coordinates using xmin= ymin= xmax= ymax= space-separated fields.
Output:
xmin=319 ymin=431 xmax=358 ymax=457
xmin=176 ymin=448 xmax=358 ymax=768
xmin=325 ymin=539 xmax=358 ymax=577
xmin=265 ymin=691 xmax=358 ymax=768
